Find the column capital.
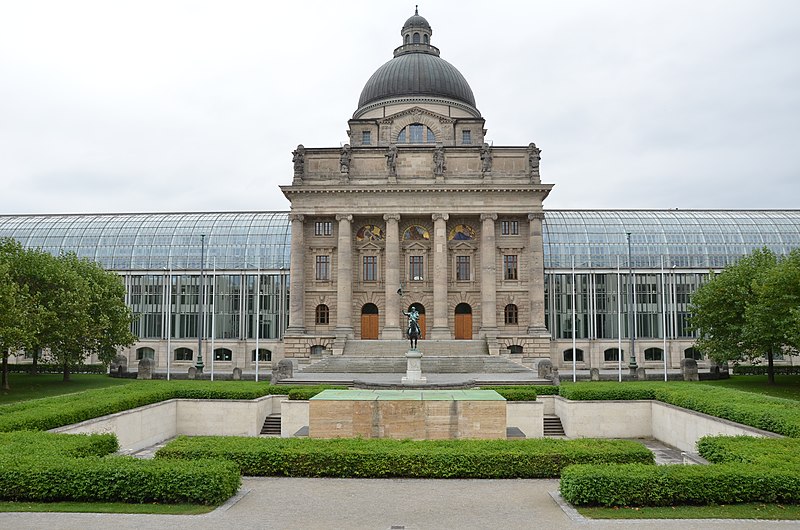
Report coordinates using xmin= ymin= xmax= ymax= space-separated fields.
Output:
xmin=528 ymin=212 xmax=545 ymax=221
xmin=288 ymin=213 xmax=304 ymax=222
xmin=431 ymin=213 xmax=449 ymax=222
xmin=480 ymin=213 xmax=498 ymax=222
xmin=383 ymin=213 xmax=401 ymax=222
xmin=335 ymin=214 xmax=353 ymax=222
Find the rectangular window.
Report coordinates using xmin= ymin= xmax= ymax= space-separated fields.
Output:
xmin=501 ymin=220 xmax=519 ymax=235
xmin=456 ymin=255 xmax=470 ymax=281
xmin=315 ymin=255 xmax=330 ymax=281
xmin=462 ymin=130 xmax=472 ymax=145
xmin=362 ymin=130 xmax=371 ymax=145
xmin=503 ymin=254 xmax=518 ymax=280
xmin=409 ymin=255 xmax=424 ymax=281
xmin=363 ymin=255 xmax=377 ymax=282
xmin=314 ymin=221 xmax=332 ymax=237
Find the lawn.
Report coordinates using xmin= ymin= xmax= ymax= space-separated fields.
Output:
xmin=0 ymin=501 xmax=214 ymax=515
xmin=0 ymin=373 xmax=132 ymax=404
xmin=578 ymin=503 xmax=800 ymax=520
xmin=701 ymin=374 xmax=800 ymax=402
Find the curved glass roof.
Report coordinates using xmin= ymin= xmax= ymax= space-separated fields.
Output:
xmin=0 ymin=212 xmax=291 ymax=271
xmin=2 ymin=210 xmax=799 ymax=272
xmin=543 ymin=210 xmax=800 ymax=269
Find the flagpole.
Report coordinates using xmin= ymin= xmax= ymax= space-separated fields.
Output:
xmin=211 ymin=258 xmax=216 ymax=382
xmin=572 ymin=256 xmax=576 ymax=383
xmin=617 ymin=255 xmax=622 ymax=382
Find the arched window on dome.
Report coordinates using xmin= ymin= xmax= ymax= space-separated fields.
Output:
xmin=423 ymin=34 xmax=429 ymax=44
xmin=413 ymin=32 xmax=420 ymax=43
xmin=397 ymin=123 xmax=436 ymax=144
xmin=405 ymin=34 xmax=410 ymax=44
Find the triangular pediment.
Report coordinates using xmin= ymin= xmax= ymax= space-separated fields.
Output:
xmin=358 ymin=241 xmax=383 ymax=251
xmin=450 ymin=240 xmax=477 ymax=251
xmin=404 ymin=241 xmax=429 ymax=251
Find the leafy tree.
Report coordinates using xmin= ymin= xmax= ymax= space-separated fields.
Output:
xmin=0 ymin=256 xmax=38 ymax=391
xmin=691 ymin=248 xmax=800 ymax=385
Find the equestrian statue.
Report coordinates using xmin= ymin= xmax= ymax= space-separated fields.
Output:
xmin=402 ymin=306 xmax=421 ymax=350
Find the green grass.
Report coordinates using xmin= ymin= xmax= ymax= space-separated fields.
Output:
xmin=0 ymin=501 xmax=215 ymax=514
xmin=0 ymin=373 xmax=133 ymax=404
xmin=578 ymin=503 xmax=800 ymax=520
xmin=701 ymin=375 xmax=800 ymax=402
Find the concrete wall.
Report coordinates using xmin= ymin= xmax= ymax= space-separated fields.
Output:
xmin=506 ymin=401 xmax=543 ymax=438
xmin=554 ymin=397 xmax=652 ymax=439
xmin=651 ymin=401 xmax=779 ymax=452
xmin=50 ymin=396 xmax=285 ymax=452
xmin=281 ymin=399 xmax=309 ymax=437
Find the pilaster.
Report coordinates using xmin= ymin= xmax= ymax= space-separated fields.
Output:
xmin=430 ymin=213 xmax=450 ymax=339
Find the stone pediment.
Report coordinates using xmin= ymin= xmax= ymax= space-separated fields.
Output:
xmin=381 ymin=106 xmax=454 ymax=124
xmin=358 ymin=241 xmax=384 ymax=251
xmin=449 ymin=240 xmax=477 ymax=251
xmin=404 ymin=241 xmax=430 ymax=251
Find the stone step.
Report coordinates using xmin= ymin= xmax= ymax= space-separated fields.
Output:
xmin=342 ymin=340 xmax=489 ymax=357
xmin=260 ymin=414 xmax=281 ymax=436
xmin=543 ymin=414 xmax=565 ymax=437
xmin=299 ymin=355 xmax=533 ymax=374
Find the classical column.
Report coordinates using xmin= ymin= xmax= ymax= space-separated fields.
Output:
xmin=335 ymin=214 xmax=354 ymax=339
xmin=528 ymin=212 xmax=548 ymax=335
xmin=430 ymin=213 xmax=450 ymax=339
xmin=480 ymin=214 xmax=498 ymax=337
xmin=382 ymin=213 xmax=402 ymax=339
xmin=286 ymin=214 xmax=305 ymax=333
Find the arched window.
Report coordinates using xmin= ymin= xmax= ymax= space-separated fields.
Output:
xmin=455 ymin=303 xmax=472 ymax=315
xmin=413 ymin=32 xmax=420 ymax=43
xmin=136 ymin=347 xmax=155 ymax=360
xmin=397 ymin=123 xmax=436 ymax=144
xmin=504 ymin=304 xmax=518 ymax=325
xmin=423 ymin=34 xmax=429 ymax=44
xmin=644 ymin=347 xmax=663 ymax=361
xmin=214 ymin=348 xmax=232 ymax=361
xmin=362 ymin=303 xmax=379 ymax=315
xmin=252 ymin=348 xmax=271 ymax=362
xmin=175 ymin=347 xmax=193 ymax=361
xmin=405 ymin=34 xmax=410 ymax=44
xmin=604 ymin=348 xmax=622 ymax=362
xmin=310 ymin=345 xmax=325 ymax=357
xmin=315 ymin=304 xmax=329 ymax=325
xmin=563 ymin=348 xmax=584 ymax=362
xmin=684 ymin=347 xmax=703 ymax=360
xmin=508 ymin=345 xmax=523 ymax=354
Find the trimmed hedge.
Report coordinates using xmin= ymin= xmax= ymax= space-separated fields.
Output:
xmin=156 ymin=436 xmax=654 ymax=478
xmin=0 ymin=381 xmax=345 ymax=432
xmin=478 ymin=386 xmax=537 ymax=401
xmin=560 ymin=462 xmax=800 ymax=506
xmin=697 ymin=435 xmax=800 ymax=467
xmin=287 ymin=385 xmax=348 ymax=400
xmin=733 ymin=365 xmax=800 ymax=376
xmin=0 ymin=431 xmax=118 ymax=458
xmin=558 ymin=382 xmax=800 ymax=438
xmin=0 ymin=455 xmax=240 ymax=505
xmin=5 ymin=364 xmax=107 ymax=374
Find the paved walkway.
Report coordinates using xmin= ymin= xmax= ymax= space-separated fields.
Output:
xmin=0 ymin=477 xmax=794 ymax=529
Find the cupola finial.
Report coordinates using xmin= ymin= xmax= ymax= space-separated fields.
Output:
xmin=415 ymin=5 xmax=419 ymax=16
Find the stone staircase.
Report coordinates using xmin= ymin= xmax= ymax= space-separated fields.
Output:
xmin=543 ymin=414 xmax=566 ymax=437
xmin=260 ymin=414 xmax=281 ymax=436
xmin=342 ymin=339 xmax=489 ymax=357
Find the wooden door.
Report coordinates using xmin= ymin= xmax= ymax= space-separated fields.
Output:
xmin=418 ymin=314 xmax=426 ymax=339
xmin=361 ymin=314 xmax=379 ymax=339
xmin=454 ymin=313 xmax=472 ymax=339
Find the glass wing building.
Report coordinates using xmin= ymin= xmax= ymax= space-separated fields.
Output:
xmin=2 ymin=209 xmax=798 ymax=370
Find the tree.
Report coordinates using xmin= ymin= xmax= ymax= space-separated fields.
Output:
xmin=690 ymin=248 xmax=800 ymax=385
xmin=0 ymin=259 xmax=38 ymax=391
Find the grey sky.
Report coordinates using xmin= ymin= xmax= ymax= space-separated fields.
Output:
xmin=1 ymin=0 xmax=798 ymax=214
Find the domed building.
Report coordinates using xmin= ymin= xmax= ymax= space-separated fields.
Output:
xmin=281 ymin=9 xmax=552 ymax=362
xmin=2 ymin=10 xmax=800 ymax=377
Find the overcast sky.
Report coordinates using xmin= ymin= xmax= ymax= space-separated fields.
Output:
xmin=1 ymin=0 xmax=798 ymax=215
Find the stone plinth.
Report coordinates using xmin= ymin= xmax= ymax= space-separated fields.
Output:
xmin=308 ymin=389 xmax=506 ymax=440
xmin=401 ymin=349 xmax=426 ymax=385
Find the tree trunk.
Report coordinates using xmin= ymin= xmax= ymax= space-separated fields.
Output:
xmin=31 ymin=348 xmax=38 ymax=376
xmin=767 ymin=348 xmax=775 ymax=385
xmin=62 ymin=360 xmax=71 ymax=382
xmin=1 ymin=352 xmax=9 ymax=391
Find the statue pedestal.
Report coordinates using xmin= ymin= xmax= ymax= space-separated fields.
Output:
xmin=401 ymin=349 xmax=426 ymax=385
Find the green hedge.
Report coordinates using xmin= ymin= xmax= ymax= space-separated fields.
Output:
xmin=0 ymin=455 xmax=240 ymax=505
xmin=0 ymin=381 xmax=345 ymax=432
xmin=156 ymin=436 xmax=653 ymax=478
xmin=697 ymin=435 xmax=800 ymax=467
xmin=477 ymin=386 xmax=537 ymax=401
xmin=287 ymin=385 xmax=348 ymax=400
xmin=5 ymin=364 xmax=107 ymax=375
xmin=557 ymin=382 xmax=800 ymax=438
xmin=0 ymin=431 xmax=118 ymax=458
xmin=560 ymin=462 xmax=800 ymax=506
xmin=732 ymin=365 xmax=800 ymax=376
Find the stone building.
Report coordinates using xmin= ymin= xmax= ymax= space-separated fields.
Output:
xmin=281 ymin=10 xmax=551 ymax=362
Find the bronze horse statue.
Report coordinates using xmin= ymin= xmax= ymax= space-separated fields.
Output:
xmin=407 ymin=318 xmax=420 ymax=350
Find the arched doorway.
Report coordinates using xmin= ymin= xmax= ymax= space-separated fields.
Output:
xmin=454 ymin=303 xmax=472 ymax=340
xmin=408 ymin=303 xmax=426 ymax=339
xmin=361 ymin=303 xmax=379 ymax=339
